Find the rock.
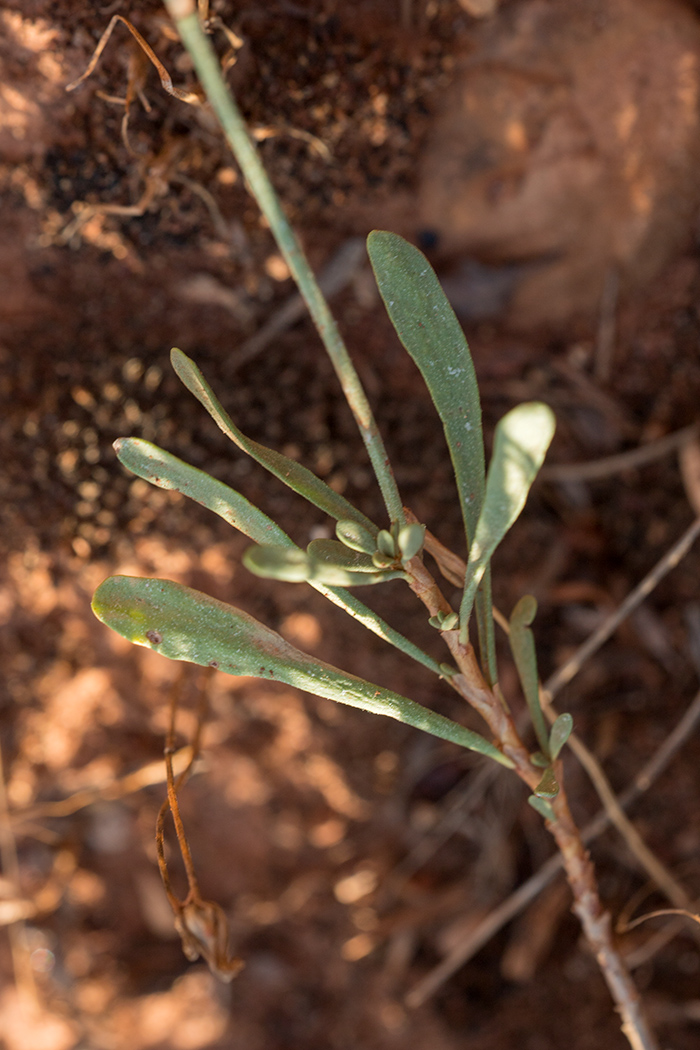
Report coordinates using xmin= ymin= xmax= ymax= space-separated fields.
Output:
xmin=417 ymin=0 xmax=700 ymax=331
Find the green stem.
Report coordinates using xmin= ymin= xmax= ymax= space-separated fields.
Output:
xmin=164 ymin=2 xmax=405 ymax=528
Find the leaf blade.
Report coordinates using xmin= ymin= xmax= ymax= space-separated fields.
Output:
xmin=366 ymin=231 xmax=497 ymax=678
xmin=114 ymin=437 xmax=291 ymax=547
xmin=460 ymin=402 xmax=555 ymax=633
xmin=243 ymin=543 xmax=405 ymax=587
xmin=367 ymin=232 xmax=485 ymax=542
xmin=508 ymin=594 xmax=550 ymax=756
xmin=170 ymin=348 xmax=377 ymax=533
xmin=92 ymin=575 xmax=513 ymax=768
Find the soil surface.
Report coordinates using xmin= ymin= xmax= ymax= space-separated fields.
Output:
xmin=3 ymin=2 xmax=700 ymax=1049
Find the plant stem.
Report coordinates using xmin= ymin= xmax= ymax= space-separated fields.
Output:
xmin=404 ymin=552 xmax=658 ymax=1050
xmin=549 ymin=790 xmax=659 ymax=1050
xmin=163 ymin=0 xmax=405 ymax=527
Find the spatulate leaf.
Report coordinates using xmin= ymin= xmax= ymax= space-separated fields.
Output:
xmin=460 ymin=402 xmax=555 ymax=634
xmin=366 ymin=231 xmax=496 ymax=679
xmin=92 ymin=575 xmax=514 ymax=767
xmin=549 ymin=713 xmax=574 ymax=760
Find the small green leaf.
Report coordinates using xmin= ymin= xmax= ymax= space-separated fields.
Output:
xmin=171 ymin=348 xmax=377 ymax=533
xmin=336 ymin=519 xmax=377 ymax=554
xmin=307 ymin=539 xmax=380 ymax=574
xmin=429 ymin=610 xmax=458 ymax=631
xmin=528 ymin=795 xmax=556 ymax=822
xmin=439 ymin=663 xmax=458 ymax=677
xmin=372 ymin=551 xmax=396 ymax=569
xmin=244 ymin=543 xmax=404 ymax=587
xmin=530 ymin=751 xmax=550 ymax=768
xmin=242 ymin=545 xmax=309 ymax=582
xmin=534 ymin=767 xmax=559 ymax=800
xmin=460 ymin=403 xmax=555 ymax=635
xmin=508 ymin=594 xmax=550 ymax=757
xmin=376 ymin=529 xmax=396 ymax=557
xmin=92 ymin=575 xmax=515 ymax=768
xmin=549 ymin=713 xmax=574 ymax=760
xmin=398 ymin=523 xmax=425 ymax=561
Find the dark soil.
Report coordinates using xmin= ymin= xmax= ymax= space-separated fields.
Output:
xmin=2 ymin=2 xmax=700 ymax=1048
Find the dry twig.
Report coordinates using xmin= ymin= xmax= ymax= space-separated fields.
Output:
xmin=155 ymin=668 xmax=243 ymax=981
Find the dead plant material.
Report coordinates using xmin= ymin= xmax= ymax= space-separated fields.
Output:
xmin=541 ymin=423 xmax=700 ymax=483
xmin=155 ymin=666 xmax=244 ymax=982
xmin=65 ymin=14 xmax=202 ymax=105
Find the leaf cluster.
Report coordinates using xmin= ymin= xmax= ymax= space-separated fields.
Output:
xmin=94 ymin=233 xmax=563 ymax=779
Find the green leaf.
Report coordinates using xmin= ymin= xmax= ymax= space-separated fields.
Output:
xmin=115 ymin=435 xmax=441 ymax=678
xmin=398 ymin=523 xmax=425 ymax=561
xmin=549 ymin=713 xmax=574 ymax=760
xmin=307 ymin=539 xmax=381 ymax=573
xmin=460 ymin=402 xmax=555 ymax=635
xmin=243 ymin=543 xmax=405 ymax=587
xmin=366 ymin=231 xmax=497 ymax=682
xmin=336 ymin=519 xmax=377 ymax=554
xmin=528 ymin=795 xmax=556 ymax=822
xmin=114 ymin=438 xmax=290 ymax=547
xmin=170 ymin=348 xmax=377 ymax=534
xmin=376 ymin=529 xmax=396 ymax=557
xmin=508 ymin=595 xmax=550 ymax=757
xmin=534 ymin=766 xmax=559 ymax=800
xmin=367 ymin=232 xmax=484 ymax=540
xmin=92 ymin=576 xmax=514 ymax=768
xmin=530 ymin=751 xmax=550 ymax=768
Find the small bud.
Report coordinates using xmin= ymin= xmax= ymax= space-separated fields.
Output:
xmin=376 ymin=529 xmax=396 ymax=557
xmin=398 ymin=523 xmax=425 ymax=561
xmin=534 ymin=767 xmax=559 ymax=799
xmin=549 ymin=713 xmax=573 ymax=760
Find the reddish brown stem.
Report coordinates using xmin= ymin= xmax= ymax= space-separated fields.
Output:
xmin=404 ymin=551 xmax=658 ymax=1050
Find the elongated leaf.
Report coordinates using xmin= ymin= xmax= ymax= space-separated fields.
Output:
xmin=92 ymin=576 xmax=514 ymax=768
xmin=367 ymin=232 xmax=484 ymax=540
xmin=508 ymin=595 xmax=549 ymax=756
xmin=115 ymin=436 xmax=442 ymax=676
xmin=244 ymin=543 xmax=405 ymax=587
xmin=115 ymin=438 xmax=290 ymax=547
xmin=307 ymin=539 xmax=381 ymax=573
xmin=366 ymin=231 xmax=496 ymax=681
xmin=171 ymin=348 xmax=377 ymax=533
xmin=460 ymin=402 xmax=555 ymax=635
